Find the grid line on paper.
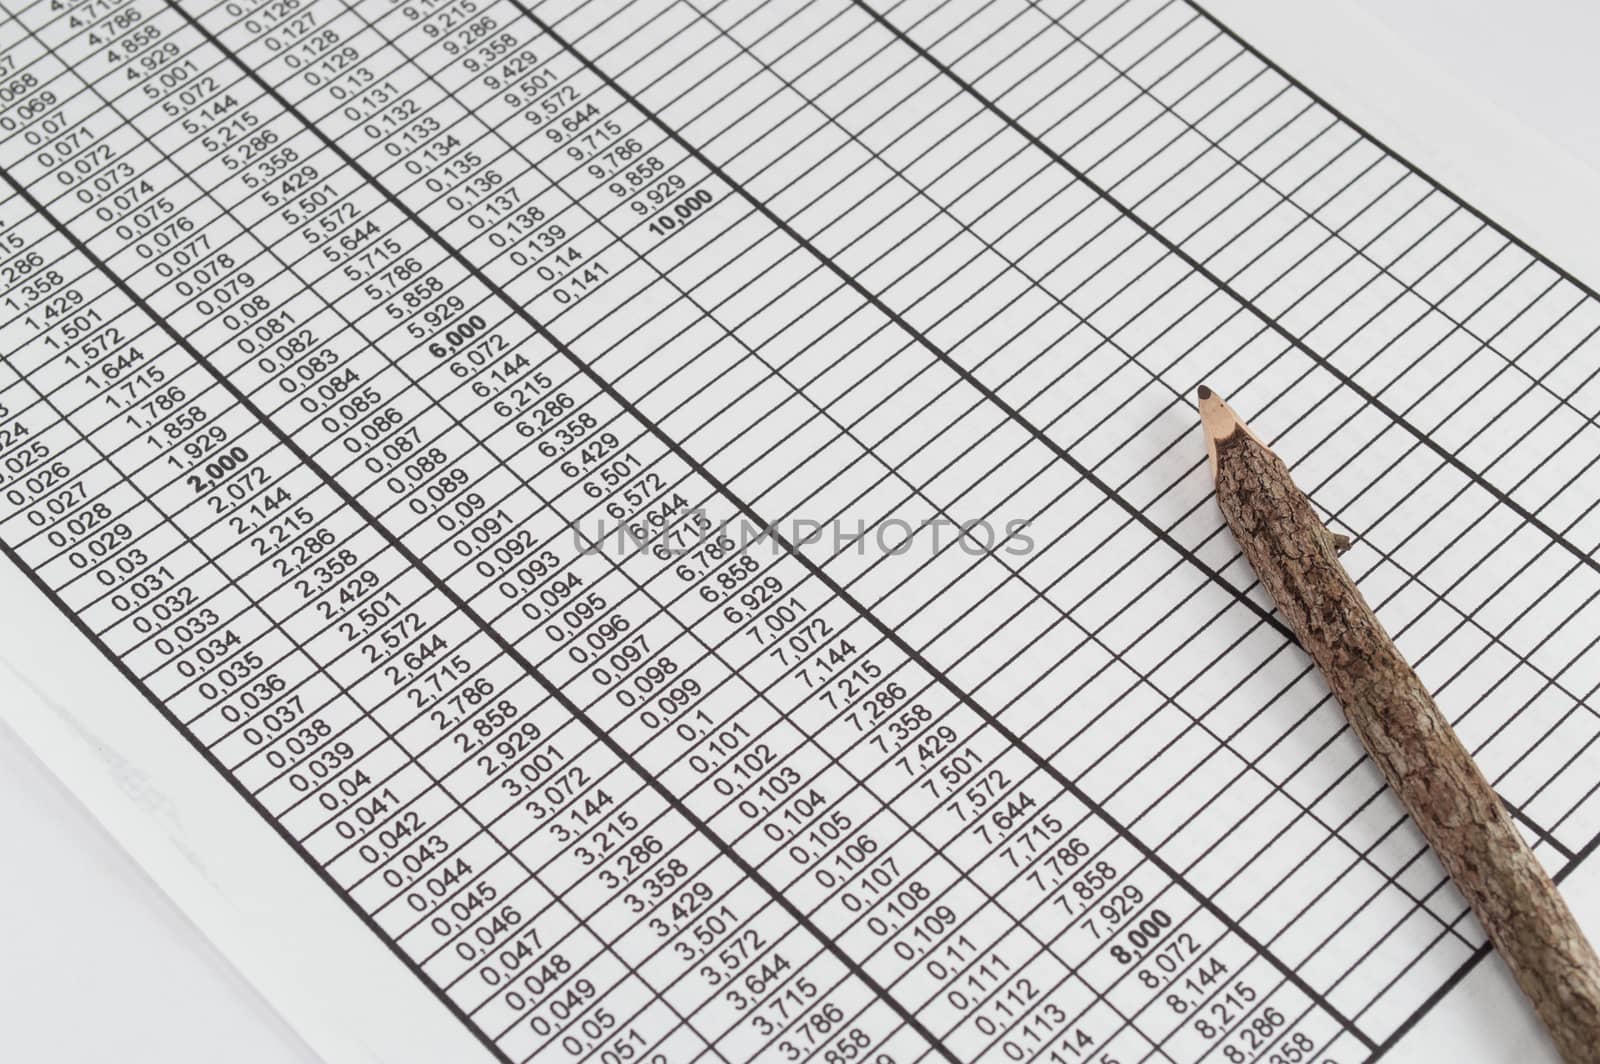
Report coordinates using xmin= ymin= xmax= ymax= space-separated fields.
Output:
xmin=524 ymin=0 xmax=1587 ymax=873
xmin=246 ymin=4 xmax=1376 ymax=1056
xmin=609 ymin=0 xmax=1587 ymax=872
xmin=837 ymin=0 xmax=1600 ymax=803
xmin=531 ymin=0 xmax=1600 ymax=1036
xmin=524 ymin=0 xmax=1600 ymax=1036
xmin=9 ymin=0 xmax=1587 ymax=889
xmin=186 ymin=0 xmax=1152 ymax=1053
xmin=1180 ymin=0 xmax=1600 ymax=431
xmin=838 ymin=0 xmax=1600 ymax=838
xmin=509 ymin=1 xmax=1383 ymax=1049
xmin=168 ymin=0 xmax=1593 ymax=928
xmin=847 ymin=0 xmax=1600 ymax=582
xmin=800 ymin=0 xmax=1600 ymax=1030
xmin=1374 ymin=823 xmax=1600 ymax=1057
xmin=521 ymin=2 xmax=1587 ymax=953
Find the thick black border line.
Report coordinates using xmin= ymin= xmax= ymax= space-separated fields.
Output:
xmin=1188 ymin=0 xmax=1600 ymax=314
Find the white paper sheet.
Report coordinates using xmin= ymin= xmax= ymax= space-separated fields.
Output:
xmin=2 ymin=0 xmax=1596 ymax=1060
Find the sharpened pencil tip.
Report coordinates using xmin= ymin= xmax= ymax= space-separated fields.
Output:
xmin=1197 ymin=387 xmax=1236 ymax=440
xmin=1197 ymin=386 xmax=1266 ymax=479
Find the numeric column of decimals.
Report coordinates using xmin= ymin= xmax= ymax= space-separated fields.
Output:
xmin=0 ymin=19 xmax=696 ymax=1064
xmin=2 ymin=0 xmax=1355 ymax=1061
xmin=53 ymin=1 xmax=762 ymax=1059
xmin=184 ymin=3 xmax=934 ymax=1061
xmin=222 ymin=3 xmax=1023 ymax=1060
xmin=0 ymin=24 xmax=520 ymax=1004
xmin=7 ymin=1 xmax=810 ymax=1060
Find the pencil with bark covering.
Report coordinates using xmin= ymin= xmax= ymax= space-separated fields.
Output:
xmin=1198 ymin=384 xmax=1600 ymax=1064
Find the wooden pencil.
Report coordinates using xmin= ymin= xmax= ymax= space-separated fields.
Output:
xmin=1198 ymin=384 xmax=1600 ymax=1064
